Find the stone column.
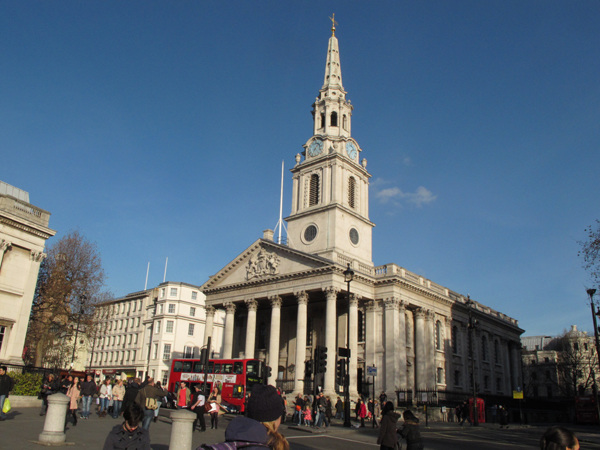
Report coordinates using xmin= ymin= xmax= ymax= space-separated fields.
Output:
xmin=38 ymin=393 xmax=70 ymax=444
xmin=426 ymin=310 xmax=436 ymax=389
xmin=509 ymin=341 xmax=521 ymax=391
xmin=294 ymin=291 xmax=309 ymax=395
xmin=324 ymin=287 xmax=338 ymax=395
xmin=349 ymin=293 xmax=359 ymax=398
xmin=244 ymin=299 xmax=258 ymax=359
xmin=169 ymin=409 xmax=196 ymax=449
xmin=414 ymin=308 xmax=426 ymax=391
xmin=0 ymin=240 xmax=11 ymax=271
xmin=383 ymin=297 xmax=400 ymax=399
xmin=398 ymin=301 xmax=407 ymax=392
xmin=223 ymin=302 xmax=236 ymax=360
xmin=203 ymin=306 xmax=215 ymax=347
xmin=268 ymin=295 xmax=282 ymax=386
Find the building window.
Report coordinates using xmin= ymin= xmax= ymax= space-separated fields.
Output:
xmin=184 ymin=346 xmax=193 ymax=359
xmin=170 ymin=288 xmax=177 ymax=297
xmin=484 ymin=375 xmax=489 ymax=390
xmin=437 ymin=367 xmax=444 ymax=384
xmin=494 ymin=340 xmax=500 ymax=364
xmin=358 ymin=310 xmax=365 ymax=342
xmin=162 ymin=370 xmax=169 ymax=386
xmin=126 ymin=350 xmax=130 ymax=361
xmin=132 ymin=350 xmax=136 ymax=361
xmin=160 ymin=288 xmax=165 ymax=298
xmin=320 ymin=113 xmax=325 ymax=128
xmin=166 ymin=320 xmax=174 ymax=333
xmin=163 ymin=344 xmax=171 ymax=360
xmin=128 ymin=335 xmax=132 ymax=345
xmin=188 ymin=323 xmax=194 ymax=336
xmin=153 ymin=344 xmax=158 ymax=360
xmin=330 ymin=111 xmax=338 ymax=127
xmin=454 ymin=370 xmax=460 ymax=386
xmin=452 ymin=326 xmax=458 ymax=354
xmin=482 ymin=335 xmax=488 ymax=361
xmin=496 ymin=377 xmax=502 ymax=392
xmin=155 ymin=321 xmax=161 ymax=334
xmin=343 ymin=114 xmax=347 ymax=130
xmin=309 ymin=174 xmax=320 ymax=206
xmin=117 ymin=335 xmax=121 ymax=345
xmin=190 ymin=307 xmax=196 ymax=317
xmin=168 ymin=304 xmax=175 ymax=314
xmin=191 ymin=291 xmax=198 ymax=300
xmin=136 ymin=317 xmax=140 ymax=327
xmin=435 ymin=321 xmax=442 ymax=351
xmin=133 ymin=302 xmax=137 ymax=312
xmin=348 ymin=176 xmax=356 ymax=209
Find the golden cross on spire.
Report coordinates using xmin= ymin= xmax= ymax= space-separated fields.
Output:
xmin=330 ymin=13 xmax=338 ymax=36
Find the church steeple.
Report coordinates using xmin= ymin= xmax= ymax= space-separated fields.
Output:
xmin=285 ymin=18 xmax=374 ymax=268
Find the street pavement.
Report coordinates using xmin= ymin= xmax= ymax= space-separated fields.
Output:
xmin=3 ymin=407 xmax=600 ymax=449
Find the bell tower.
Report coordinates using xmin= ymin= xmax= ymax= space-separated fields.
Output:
xmin=286 ymin=17 xmax=374 ymax=268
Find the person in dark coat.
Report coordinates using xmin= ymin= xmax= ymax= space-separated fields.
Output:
xmin=335 ymin=396 xmax=344 ymax=420
xmin=39 ymin=373 xmax=59 ymax=416
xmin=0 ymin=366 xmax=14 ymax=421
xmin=377 ymin=401 xmax=400 ymax=450
xmin=398 ymin=410 xmax=424 ymax=450
xmin=103 ymin=402 xmax=150 ymax=450
xmin=79 ymin=374 xmax=98 ymax=419
xmin=121 ymin=379 xmax=140 ymax=416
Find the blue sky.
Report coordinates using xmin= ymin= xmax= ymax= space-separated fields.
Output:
xmin=2 ymin=1 xmax=599 ymax=337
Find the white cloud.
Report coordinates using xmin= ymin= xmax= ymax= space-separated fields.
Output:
xmin=375 ymin=185 xmax=437 ymax=207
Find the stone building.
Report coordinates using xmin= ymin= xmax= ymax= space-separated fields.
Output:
xmin=91 ymin=281 xmax=225 ymax=383
xmin=0 ymin=181 xmax=55 ymax=365
xmin=201 ymin=24 xmax=524 ymax=402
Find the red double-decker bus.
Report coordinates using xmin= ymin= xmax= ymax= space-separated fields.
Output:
xmin=167 ymin=358 xmax=266 ymax=413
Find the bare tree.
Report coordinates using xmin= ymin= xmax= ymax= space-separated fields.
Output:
xmin=580 ymin=220 xmax=600 ymax=287
xmin=25 ymin=230 xmax=110 ymax=368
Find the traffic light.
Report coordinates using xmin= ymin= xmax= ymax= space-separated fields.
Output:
xmin=304 ymin=360 xmax=313 ymax=379
xmin=336 ymin=358 xmax=346 ymax=385
xmin=315 ymin=345 xmax=327 ymax=373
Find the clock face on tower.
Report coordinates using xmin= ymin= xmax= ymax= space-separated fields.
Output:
xmin=307 ymin=139 xmax=324 ymax=157
xmin=346 ymin=141 xmax=357 ymax=159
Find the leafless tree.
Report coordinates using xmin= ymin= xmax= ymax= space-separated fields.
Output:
xmin=580 ymin=220 xmax=600 ymax=287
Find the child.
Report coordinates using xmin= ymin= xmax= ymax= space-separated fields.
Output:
xmin=303 ymin=405 xmax=312 ymax=426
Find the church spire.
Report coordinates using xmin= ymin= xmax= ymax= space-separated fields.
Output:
xmin=322 ymin=14 xmax=344 ymax=97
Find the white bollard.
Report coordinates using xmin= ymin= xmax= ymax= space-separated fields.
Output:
xmin=169 ymin=409 xmax=196 ymax=449
xmin=38 ymin=393 xmax=70 ymax=444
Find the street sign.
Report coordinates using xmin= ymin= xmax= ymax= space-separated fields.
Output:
xmin=367 ymin=366 xmax=377 ymax=376
xmin=513 ymin=390 xmax=524 ymax=399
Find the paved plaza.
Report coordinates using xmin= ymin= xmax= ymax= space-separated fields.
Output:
xmin=3 ymin=407 xmax=600 ymax=449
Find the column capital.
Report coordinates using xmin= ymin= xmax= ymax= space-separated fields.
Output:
xmin=383 ymin=296 xmax=401 ymax=310
xmin=1 ymin=240 xmax=12 ymax=252
xmin=30 ymin=250 xmax=46 ymax=262
xmin=426 ymin=309 xmax=436 ymax=321
xmin=294 ymin=291 xmax=309 ymax=305
xmin=224 ymin=301 xmax=237 ymax=314
xmin=349 ymin=293 xmax=359 ymax=307
xmin=365 ymin=299 xmax=379 ymax=312
xmin=205 ymin=306 xmax=216 ymax=317
xmin=415 ymin=307 xmax=426 ymax=319
xmin=268 ymin=295 xmax=282 ymax=308
xmin=324 ymin=286 xmax=339 ymax=299
xmin=245 ymin=298 xmax=258 ymax=311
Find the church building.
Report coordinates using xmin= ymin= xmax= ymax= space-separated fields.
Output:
xmin=201 ymin=22 xmax=523 ymax=403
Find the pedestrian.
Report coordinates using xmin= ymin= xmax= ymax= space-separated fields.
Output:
xmin=499 ymin=405 xmax=509 ymax=429
xmin=540 ymin=426 xmax=579 ymax=450
xmin=39 ymin=373 xmax=59 ymax=416
xmin=373 ymin=400 xmax=380 ymax=428
xmin=335 ymin=396 xmax=344 ymax=420
xmin=208 ymin=385 xmax=222 ymax=429
xmin=60 ymin=375 xmax=72 ymax=394
xmin=99 ymin=378 xmax=113 ymax=417
xmin=103 ymin=402 xmax=151 ymax=450
xmin=0 ymin=366 xmax=14 ymax=421
xmin=302 ymin=404 xmax=312 ymax=426
xmin=153 ymin=381 xmax=165 ymax=422
xmin=454 ymin=403 xmax=462 ymax=424
xmin=79 ymin=374 xmax=97 ymax=419
xmin=358 ymin=398 xmax=367 ymax=427
xmin=190 ymin=385 xmax=207 ymax=432
xmin=459 ymin=400 xmax=470 ymax=426
xmin=65 ymin=376 xmax=81 ymax=427
xmin=121 ymin=378 xmax=140 ymax=413
xmin=176 ymin=381 xmax=190 ymax=409
xmin=377 ymin=401 xmax=399 ymax=450
xmin=325 ymin=395 xmax=332 ymax=426
xmin=135 ymin=377 xmax=168 ymax=430
xmin=398 ymin=410 xmax=424 ymax=450
xmin=202 ymin=384 xmax=288 ymax=450
xmin=379 ymin=391 xmax=387 ymax=406
xmin=293 ymin=394 xmax=303 ymax=425
xmin=112 ymin=379 xmax=125 ymax=419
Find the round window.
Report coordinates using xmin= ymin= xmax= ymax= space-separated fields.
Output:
xmin=349 ymin=228 xmax=359 ymax=245
xmin=304 ymin=225 xmax=318 ymax=242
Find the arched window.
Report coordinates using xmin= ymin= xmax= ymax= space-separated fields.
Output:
xmin=481 ymin=335 xmax=488 ymax=361
xmin=452 ymin=326 xmax=458 ymax=354
xmin=435 ymin=321 xmax=442 ymax=350
xmin=330 ymin=111 xmax=338 ymax=127
xmin=309 ymin=174 xmax=320 ymax=206
xmin=348 ymin=176 xmax=356 ymax=209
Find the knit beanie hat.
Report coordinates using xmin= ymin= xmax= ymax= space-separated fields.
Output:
xmin=247 ymin=384 xmax=283 ymax=423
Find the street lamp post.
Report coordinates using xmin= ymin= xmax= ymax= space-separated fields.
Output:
xmin=146 ymin=297 xmax=158 ymax=379
xmin=70 ymin=294 xmax=86 ymax=372
xmin=586 ymin=288 xmax=600 ymax=423
xmin=343 ymin=263 xmax=354 ymax=428
xmin=466 ymin=296 xmax=479 ymax=426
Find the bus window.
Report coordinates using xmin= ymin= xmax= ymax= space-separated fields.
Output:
xmin=182 ymin=361 xmax=193 ymax=372
xmin=246 ymin=361 xmax=259 ymax=377
xmin=207 ymin=362 xmax=214 ymax=373
xmin=173 ymin=361 xmax=183 ymax=373
xmin=232 ymin=385 xmax=244 ymax=399
xmin=233 ymin=362 xmax=243 ymax=374
xmin=193 ymin=362 xmax=204 ymax=373
xmin=214 ymin=364 xmax=222 ymax=374
xmin=223 ymin=363 xmax=233 ymax=374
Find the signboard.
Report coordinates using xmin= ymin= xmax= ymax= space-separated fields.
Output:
xmin=181 ymin=373 xmax=237 ymax=384
xmin=513 ymin=390 xmax=524 ymax=399
xmin=367 ymin=366 xmax=377 ymax=376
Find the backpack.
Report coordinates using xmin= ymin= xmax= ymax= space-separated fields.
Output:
xmin=198 ymin=442 xmax=270 ymax=450
xmin=145 ymin=397 xmax=158 ymax=410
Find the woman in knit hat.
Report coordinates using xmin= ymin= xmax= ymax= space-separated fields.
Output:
xmin=219 ymin=384 xmax=289 ymax=450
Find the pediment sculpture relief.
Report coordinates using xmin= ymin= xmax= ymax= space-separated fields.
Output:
xmin=246 ymin=249 xmax=280 ymax=280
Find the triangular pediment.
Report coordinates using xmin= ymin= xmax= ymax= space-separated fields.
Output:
xmin=201 ymin=239 xmax=334 ymax=292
